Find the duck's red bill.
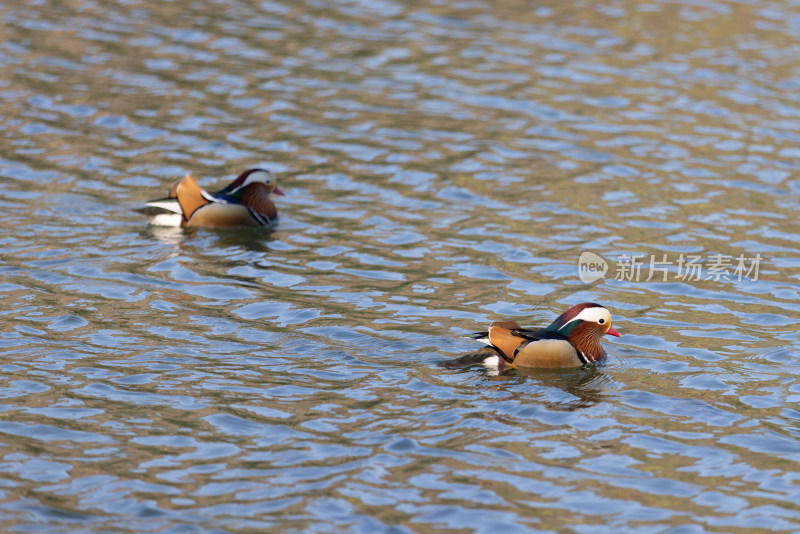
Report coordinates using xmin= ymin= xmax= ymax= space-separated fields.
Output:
xmin=607 ymin=326 xmax=621 ymax=337
xmin=274 ymin=186 xmax=286 ymax=196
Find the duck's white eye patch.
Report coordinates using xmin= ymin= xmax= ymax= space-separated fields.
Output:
xmin=245 ymin=170 xmax=274 ymax=186
xmin=560 ymin=306 xmax=612 ymax=330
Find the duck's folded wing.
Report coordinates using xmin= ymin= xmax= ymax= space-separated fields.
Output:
xmin=472 ymin=324 xmax=567 ymax=342
xmin=509 ymin=328 xmax=568 ymax=342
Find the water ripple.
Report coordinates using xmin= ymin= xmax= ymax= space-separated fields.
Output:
xmin=0 ymin=0 xmax=799 ymax=531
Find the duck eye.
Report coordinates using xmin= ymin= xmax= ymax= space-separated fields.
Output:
xmin=599 ymin=318 xmax=605 ymax=324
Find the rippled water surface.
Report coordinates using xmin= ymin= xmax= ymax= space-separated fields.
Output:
xmin=1 ymin=0 xmax=799 ymax=531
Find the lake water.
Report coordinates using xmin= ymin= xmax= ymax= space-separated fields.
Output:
xmin=1 ymin=0 xmax=799 ymax=531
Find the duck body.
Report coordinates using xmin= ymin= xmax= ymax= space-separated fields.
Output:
xmin=444 ymin=303 xmax=620 ymax=371
xmin=141 ymin=168 xmax=284 ymax=228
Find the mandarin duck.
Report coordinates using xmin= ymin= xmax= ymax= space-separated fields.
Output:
xmin=141 ymin=168 xmax=284 ymax=228
xmin=444 ymin=303 xmax=620 ymax=370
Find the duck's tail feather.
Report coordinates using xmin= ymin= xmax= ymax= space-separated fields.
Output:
xmin=139 ymin=197 xmax=182 ymax=215
xmin=440 ymin=346 xmax=504 ymax=368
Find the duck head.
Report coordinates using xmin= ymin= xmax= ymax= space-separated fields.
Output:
xmin=545 ymin=302 xmax=620 ymax=362
xmin=223 ymin=168 xmax=285 ymax=196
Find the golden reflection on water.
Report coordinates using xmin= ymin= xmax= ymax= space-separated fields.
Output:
xmin=0 ymin=0 xmax=798 ymax=531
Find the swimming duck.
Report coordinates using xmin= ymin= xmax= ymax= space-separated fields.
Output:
xmin=141 ymin=168 xmax=284 ymax=228
xmin=444 ymin=302 xmax=620 ymax=370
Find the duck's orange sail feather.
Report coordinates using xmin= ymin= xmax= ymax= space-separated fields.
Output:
xmin=175 ymin=175 xmax=209 ymax=221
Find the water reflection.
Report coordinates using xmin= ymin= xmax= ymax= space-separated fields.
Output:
xmin=1 ymin=0 xmax=799 ymax=530
xmin=142 ymin=224 xmax=190 ymax=246
xmin=450 ymin=365 xmax=613 ymax=411
xmin=509 ymin=366 xmax=612 ymax=411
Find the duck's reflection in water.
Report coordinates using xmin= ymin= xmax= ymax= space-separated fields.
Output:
xmin=142 ymin=224 xmax=279 ymax=254
xmin=488 ymin=365 xmax=613 ymax=411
